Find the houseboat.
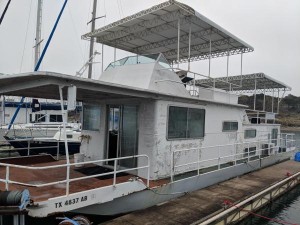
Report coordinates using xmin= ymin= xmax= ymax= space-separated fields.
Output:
xmin=0 ymin=1 xmax=296 ymax=223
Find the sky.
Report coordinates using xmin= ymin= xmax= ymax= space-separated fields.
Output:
xmin=0 ymin=0 xmax=300 ymax=96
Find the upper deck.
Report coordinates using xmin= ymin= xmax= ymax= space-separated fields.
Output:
xmin=83 ymin=0 xmax=253 ymax=64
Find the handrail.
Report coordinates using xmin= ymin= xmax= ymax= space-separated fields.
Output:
xmin=0 ymin=154 xmax=150 ymax=196
xmin=171 ymin=135 xmax=296 ymax=181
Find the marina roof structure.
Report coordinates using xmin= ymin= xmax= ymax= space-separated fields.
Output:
xmin=83 ymin=0 xmax=253 ymax=63
xmin=193 ymin=73 xmax=292 ymax=94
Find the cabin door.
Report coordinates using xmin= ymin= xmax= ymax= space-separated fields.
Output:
xmin=106 ymin=105 xmax=138 ymax=168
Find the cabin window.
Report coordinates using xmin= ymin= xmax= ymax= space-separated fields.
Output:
xmin=30 ymin=114 xmax=46 ymax=123
xmin=50 ymin=115 xmax=63 ymax=122
xmin=66 ymin=134 xmax=73 ymax=139
xmin=244 ymin=129 xmax=256 ymax=139
xmin=271 ymin=128 xmax=278 ymax=145
xmin=222 ymin=121 xmax=238 ymax=132
xmin=167 ymin=106 xmax=205 ymax=139
xmin=83 ymin=105 xmax=100 ymax=131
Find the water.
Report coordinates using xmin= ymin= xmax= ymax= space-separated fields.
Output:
xmin=238 ymin=184 xmax=300 ymax=225
xmin=238 ymin=130 xmax=300 ymax=225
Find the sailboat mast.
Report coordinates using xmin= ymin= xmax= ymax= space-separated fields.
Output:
xmin=34 ymin=0 xmax=43 ymax=67
xmin=88 ymin=0 xmax=97 ymax=79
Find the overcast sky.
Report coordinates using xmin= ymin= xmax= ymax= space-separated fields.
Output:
xmin=0 ymin=0 xmax=299 ymax=96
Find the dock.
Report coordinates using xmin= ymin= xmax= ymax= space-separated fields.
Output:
xmin=101 ymin=160 xmax=300 ymax=225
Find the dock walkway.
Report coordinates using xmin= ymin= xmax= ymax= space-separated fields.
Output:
xmin=102 ymin=160 xmax=300 ymax=225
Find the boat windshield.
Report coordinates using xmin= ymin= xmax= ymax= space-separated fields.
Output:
xmin=105 ymin=53 xmax=170 ymax=71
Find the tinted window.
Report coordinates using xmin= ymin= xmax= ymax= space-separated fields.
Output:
xmin=83 ymin=105 xmax=100 ymax=131
xmin=223 ymin=121 xmax=238 ymax=131
xmin=244 ymin=129 xmax=256 ymax=139
xmin=168 ymin=106 xmax=205 ymax=140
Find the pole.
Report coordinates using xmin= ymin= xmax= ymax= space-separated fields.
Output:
xmin=101 ymin=44 xmax=104 ymax=72
xmin=0 ymin=96 xmax=4 ymax=125
xmin=34 ymin=0 xmax=43 ymax=66
xmin=277 ymin=89 xmax=280 ymax=113
xmin=188 ymin=23 xmax=191 ymax=71
xmin=177 ymin=18 xmax=180 ymax=68
xmin=88 ymin=0 xmax=97 ymax=79
xmin=0 ymin=0 xmax=12 ymax=25
xmin=59 ymin=86 xmax=70 ymax=164
xmin=254 ymin=78 xmax=257 ymax=110
xmin=209 ymin=33 xmax=212 ymax=77
xmin=8 ymin=0 xmax=69 ymax=130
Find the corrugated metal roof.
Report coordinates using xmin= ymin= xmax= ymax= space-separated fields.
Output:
xmin=193 ymin=73 xmax=292 ymax=93
xmin=83 ymin=0 xmax=253 ymax=63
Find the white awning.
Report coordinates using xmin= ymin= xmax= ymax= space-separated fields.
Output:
xmin=82 ymin=0 xmax=253 ymax=63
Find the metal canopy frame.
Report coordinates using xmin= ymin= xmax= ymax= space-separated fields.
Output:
xmin=82 ymin=0 xmax=253 ymax=64
xmin=193 ymin=73 xmax=292 ymax=113
xmin=193 ymin=73 xmax=291 ymax=94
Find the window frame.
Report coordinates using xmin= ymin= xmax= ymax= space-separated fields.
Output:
xmin=244 ymin=129 xmax=257 ymax=139
xmin=82 ymin=104 xmax=101 ymax=131
xmin=222 ymin=121 xmax=238 ymax=132
xmin=166 ymin=105 xmax=205 ymax=140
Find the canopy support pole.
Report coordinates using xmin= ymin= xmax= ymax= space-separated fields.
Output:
xmin=240 ymin=53 xmax=243 ymax=86
xmin=277 ymin=89 xmax=280 ymax=114
xmin=263 ymin=86 xmax=266 ymax=111
xmin=209 ymin=32 xmax=212 ymax=77
xmin=0 ymin=95 xmax=5 ymax=125
xmin=177 ymin=18 xmax=180 ymax=68
xmin=226 ymin=49 xmax=229 ymax=82
xmin=102 ymin=44 xmax=104 ymax=72
xmin=272 ymin=89 xmax=274 ymax=113
xmin=114 ymin=47 xmax=116 ymax=62
xmin=254 ymin=78 xmax=257 ymax=110
xmin=188 ymin=22 xmax=191 ymax=71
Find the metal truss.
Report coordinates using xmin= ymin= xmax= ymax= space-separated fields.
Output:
xmin=82 ymin=0 xmax=254 ymax=63
xmin=168 ymin=44 xmax=253 ymax=63
xmin=193 ymin=73 xmax=291 ymax=93
xmin=83 ymin=0 xmax=194 ymax=41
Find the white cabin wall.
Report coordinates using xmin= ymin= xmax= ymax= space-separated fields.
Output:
xmin=136 ymin=100 xmax=156 ymax=179
xmin=151 ymin=100 xmax=246 ymax=179
xmin=240 ymin=123 xmax=281 ymax=157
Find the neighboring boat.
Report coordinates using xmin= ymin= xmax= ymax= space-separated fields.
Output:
xmin=0 ymin=100 xmax=82 ymax=142
xmin=0 ymin=1 xmax=297 ymax=223
xmin=3 ymin=129 xmax=81 ymax=156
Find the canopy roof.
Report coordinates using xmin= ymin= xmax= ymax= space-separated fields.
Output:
xmin=193 ymin=73 xmax=292 ymax=94
xmin=0 ymin=72 xmax=245 ymax=108
xmin=83 ymin=0 xmax=253 ymax=63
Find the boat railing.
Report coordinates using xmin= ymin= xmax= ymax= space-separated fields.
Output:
xmin=280 ymin=133 xmax=296 ymax=149
xmin=245 ymin=109 xmax=276 ymax=124
xmin=171 ymin=136 xmax=296 ymax=182
xmin=0 ymin=154 xmax=150 ymax=197
xmin=0 ymin=138 xmax=62 ymax=159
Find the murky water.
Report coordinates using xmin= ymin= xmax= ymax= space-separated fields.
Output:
xmin=238 ymin=184 xmax=300 ymax=225
xmin=238 ymin=130 xmax=300 ymax=225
